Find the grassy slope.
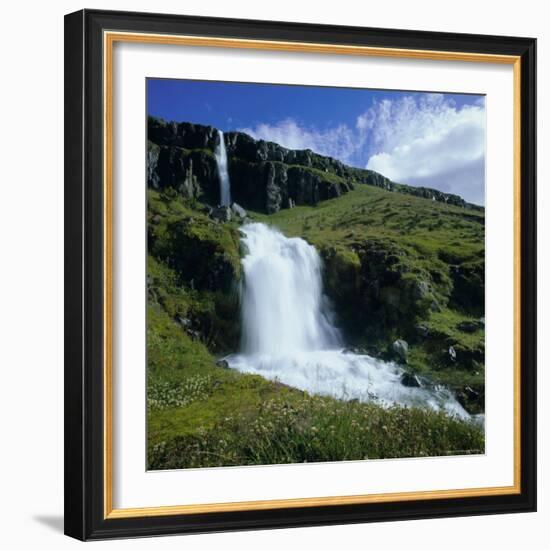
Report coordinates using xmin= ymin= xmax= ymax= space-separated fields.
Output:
xmin=147 ymin=186 xmax=484 ymax=469
xmin=148 ymin=298 xmax=484 ymax=469
xmin=250 ymin=184 xmax=485 ymax=401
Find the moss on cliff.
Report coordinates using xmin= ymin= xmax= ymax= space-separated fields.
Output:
xmin=147 ymin=189 xmax=243 ymax=352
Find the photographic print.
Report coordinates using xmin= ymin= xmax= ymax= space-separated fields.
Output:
xmin=146 ymin=79 xmax=486 ymax=470
xmin=65 ymin=12 xmax=536 ymax=539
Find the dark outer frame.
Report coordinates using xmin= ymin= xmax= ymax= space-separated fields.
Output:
xmin=64 ymin=8 xmax=537 ymax=541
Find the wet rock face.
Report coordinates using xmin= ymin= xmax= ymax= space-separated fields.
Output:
xmin=400 ymin=372 xmax=421 ymax=387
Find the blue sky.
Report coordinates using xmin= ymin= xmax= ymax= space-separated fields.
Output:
xmin=147 ymin=79 xmax=486 ymax=204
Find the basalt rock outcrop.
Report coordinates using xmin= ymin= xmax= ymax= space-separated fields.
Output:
xmin=146 ymin=116 xmax=482 ymax=214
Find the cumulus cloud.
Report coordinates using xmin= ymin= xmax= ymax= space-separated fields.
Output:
xmin=364 ymin=94 xmax=486 ymax=204
xmin=239 ymin=94 xmax=486 ymax=205
xmin=239 ymin=118 xmax=361 ymax=165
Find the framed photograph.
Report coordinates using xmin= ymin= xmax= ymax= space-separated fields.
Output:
xmin=64 ymin=9 xmax=537 ymax=540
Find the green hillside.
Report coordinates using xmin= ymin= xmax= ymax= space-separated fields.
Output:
xmin=146 ymin=119 xmax=485 ymax=470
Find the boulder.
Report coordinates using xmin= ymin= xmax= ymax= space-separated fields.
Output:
xmin=210 ymin=206 xmax=232 ymax=223
xmin=458 ymin=317 xmax=485 ymax=333
xmin=456 ymin=384 xmax=484 ymax=415
xmin=400 ymin=372 xmax=422 ymax=387
xmin=216 ymin=359 xmax=230 ymax=369
xmin=391 ymin=339 xmax=409 ymax=363
xmin=449 ymin=263 xmax=485 ymax=315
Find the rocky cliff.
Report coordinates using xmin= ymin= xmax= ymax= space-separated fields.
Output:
xmin=147 ymin=116 xmax=483 ymax=214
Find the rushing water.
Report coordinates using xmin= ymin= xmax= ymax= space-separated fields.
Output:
xmin=226 ymin=223 xmax=469 ymax=419
xmin=214 ymin=130 xmax=232 ymax=207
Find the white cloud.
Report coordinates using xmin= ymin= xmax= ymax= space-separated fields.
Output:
xmin=239 ymin=94 xmax=486 ymax=205
xmin=239 ymin=118 xmax=360 ymax=165
xmin=364 ymin=94 xmax=486 ymax=204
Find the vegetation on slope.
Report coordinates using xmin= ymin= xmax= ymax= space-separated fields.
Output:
xmin=147 ymin=273 xmax=483 ymax=470
xmin=147 ymin=184 xmax=484 ymax=470
xmin=250 ymin=184 xmax=485 ymax=413
xmin=146 ymin=119 xmax=486 ymax=469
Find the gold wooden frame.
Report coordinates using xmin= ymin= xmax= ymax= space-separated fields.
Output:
xmin=103 ymin=30 xmax=522 ymax=520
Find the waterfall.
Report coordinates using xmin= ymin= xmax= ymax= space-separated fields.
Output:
xmin=226 ymin=223 xmax=470 ymax=420
xmin=215 ymin=130 xmax=231 ymax=206
xmin=240 ymin=223 xmax=341 ymax=355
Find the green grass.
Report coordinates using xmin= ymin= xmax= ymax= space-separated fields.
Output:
xmin=147 ymin=265 xmax=484 ymax=469
xmin=249 ymin=184 xmax=483 ymax=264
xmin=146 ymin=181 xmax=485 ymax=469
xmin=246 ymin=184 xmax=485 ymax=409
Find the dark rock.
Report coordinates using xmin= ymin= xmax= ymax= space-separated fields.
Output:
xmin=415 ymin=324 xmax=430 ymax=339
xmin=146 ymin=141 xmax=219 ymax=204
xmin=456 ymin=384 xmax=485 ymax=415
xmin=210 ymin=206 xmax=232 ymax=223
xmin=391 ymin=339 xmax=409 ymax=363
xmin=457 ymin=320 xmax=483 ymax=333
xmin=216 ymin=359 xmax=230 ymax=369
xmin=148 ymin=117 xmax=219 ymax=151
xmin=400 ymin=372 xmax=422 ymax=387
xmin=449 ymin=263 xmax=484 ymax=315
xmin=149 ymin=217 xmax=240 ymax=293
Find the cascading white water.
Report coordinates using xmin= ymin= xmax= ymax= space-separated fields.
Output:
xmin=240 ymin=223 xmax=341 ymax=355
xmin=214 ymin=130 xmax=232 ymax=207
xmin=226 ymin=223 xmax=469 ymax=419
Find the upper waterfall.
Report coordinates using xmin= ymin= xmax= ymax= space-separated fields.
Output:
xmin=215 ymin=130 xmax=232 ymax=207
